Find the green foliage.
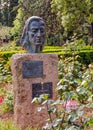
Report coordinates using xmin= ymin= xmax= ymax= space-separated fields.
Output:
xmin=78 ymin=51 xmax=93 ymax=65
xmin=58 ymin=56 xmax=93 ymax=103
xmin=0 ymin=54 xmax=12 ymax=85
xmin=0 ymin=0 xmax=18 ymax=26
xmin=11 ymin=8 xmax=24 ymax=38
xmin=1 ymin=92 xmax=14 ymax=113
xmin=51 ymin=0 xmax=93 ymax=31
xmin=51 ymin=0 xmax=93 ymax=45
xmin=0 ymin=120 xmax=38 ymax=130
xmin=43 ymin=45 xmax=93 ymax=53
xmin=12 ymin=0 xmax=60 ymax=45
xmin=32 ymin=53 xmax=93 ymax=129
xmin=0 ymin=42 xmax=93 ymax=129
xmin=43 ymin=46 xmax=62 ymax=53
xmin=0 ymin=120 xmax=21 ymax=130
xmin=0 ymin=43 xmax=25 ymax=113
xmin=43 ymin=45 xmax=93 ymax=65
xmin=8 ymin=0 xmax=19 ymax=26
xmin=0 ymin=49 xmax=13 ymax=113
xmin=0 ymin=42 xmax=25 ymax=52
xmin=0 ymin=26 xmax=11 ymax=38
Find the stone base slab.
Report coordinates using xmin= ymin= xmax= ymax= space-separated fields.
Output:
xmin=11 ymin=53 xmax=58 ymax=129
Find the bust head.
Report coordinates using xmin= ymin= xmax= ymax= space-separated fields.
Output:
xmin=20 ymin=16 xmax=46 ymax=53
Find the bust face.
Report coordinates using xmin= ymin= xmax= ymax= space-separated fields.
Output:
xmin=28 ymin=20 xmax=45 ymax=46
xmin=21 ymin=16 xmax=46 ymax=53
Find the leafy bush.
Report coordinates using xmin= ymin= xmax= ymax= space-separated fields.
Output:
xmin=43 ymin=45 xmax=93 ymax=65
xmin=0 ymin=44 xmax=25 ymax=113
xmin=0 ymin=42 xmax=24 ymax=52
xmin=32 ymin=55 xmax=93 ymax=130
xmin=0 ymin=26 xmax=11 ymax=38
xmin=1 ymin=92 xmax=14 ymax=113
xmin=11 ymin=8 xmax=24 ymax=38
xmin=0 ymin=43 xmax=25 ymax=85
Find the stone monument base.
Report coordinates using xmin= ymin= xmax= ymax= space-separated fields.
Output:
xmin=11 ymin=53 xmax=58 ymax=129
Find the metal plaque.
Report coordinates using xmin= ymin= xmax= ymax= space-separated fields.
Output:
xmin=32 ymin=82 xmax=53 ymax=99
xmin=22 ymin=61 xmax=43 ymax=78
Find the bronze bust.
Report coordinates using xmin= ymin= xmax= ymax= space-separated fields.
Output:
xmin=20 ymin=16 xmax=46 ymax=53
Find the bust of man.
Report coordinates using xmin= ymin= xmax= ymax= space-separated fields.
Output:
xmin=20 ymin=16 xmax=46 ymax=53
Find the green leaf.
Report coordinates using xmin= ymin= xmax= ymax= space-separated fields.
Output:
xmin=31 ymin=97 xmax=39 ymax=103
xmin=48 ymin=107 xmax=57 ymax=114
xmin=40 ymin=94 xmax=49 ymax=100
xmin=52 ymin=118 xmax=62 ymax=127
xmin=85 ymin=117 xmax=93 ymax=127
xmin=81 ymin=80 xmax=88 ymax=86
xmin=86 ymin=103 xmax=93 ymax=108
xmin=65 ymin=126 xmax=80 ymax=130
xmin=67 ymin=112 xmax=77 ymax=122
xmin=88 ymin=81 xmax=93 ymax=88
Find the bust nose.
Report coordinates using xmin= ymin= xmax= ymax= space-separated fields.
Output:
xmin=37 ymin=30 xmax=41 ymax=37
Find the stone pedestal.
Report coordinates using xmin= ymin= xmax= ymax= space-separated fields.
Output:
xmin=11 ymin=53 xmax=58 ymax=129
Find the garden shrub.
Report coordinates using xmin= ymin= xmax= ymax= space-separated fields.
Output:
xmin=0 ymin=44 xmax=93 ymax=65
xmin=58 ymin=50 xmax=93 ymax=66
xmin=32 ymin=55 xmax=93 ymax=130
xmin=0 ymin=44 xmax=93 ymax=117
xmin=0 ymin=51 xmax=20 ymax=85
xmin=0 ymin=26 xmax=11 ymax=39
xmin=43 ymin=46 xmax=93 ymax=65
xmin=0 ymin=49 xmax=25 ymax=113
xmin=78 ymin=51 xmax=93 ymax=65
xmin=1 ymin=92 xmax=14 ymax=113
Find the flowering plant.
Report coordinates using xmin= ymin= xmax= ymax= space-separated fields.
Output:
xmin=0 ymin=96 xmax=4 ymax=103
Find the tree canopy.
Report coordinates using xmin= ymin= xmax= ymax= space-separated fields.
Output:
xmin=0 ymin=0 xmax=18 ymax=26
xmin=1 ymin=0 xmax=93 ymax=45
xmin=51 ymin=0 xmax=93 ymax=43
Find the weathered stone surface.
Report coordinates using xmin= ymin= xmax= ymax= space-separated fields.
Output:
xmin=11 ymin=53 xmax=58 ymax=130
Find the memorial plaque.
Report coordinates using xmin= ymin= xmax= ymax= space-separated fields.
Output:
xmin=22 ymin=61 xmax=43 ymax=78
xmin=32 ymin=82 xmax=53 ymax=99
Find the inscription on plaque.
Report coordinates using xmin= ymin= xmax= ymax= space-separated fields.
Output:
xmin=22 ymin=61 xmax=43 ymax=78
xmin=32 ymin=82 xmax=53 ymax=99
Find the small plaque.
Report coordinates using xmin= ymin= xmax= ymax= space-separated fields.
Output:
xmin=32 ymin=82 xmax=53 ymax=99
xmin=22 ymin=61 xmax=43 ymax=78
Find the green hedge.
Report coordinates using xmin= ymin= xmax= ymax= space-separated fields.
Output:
xmin=43 ymin=46 xmax=93 ymax=65
xmin=0 ymin=51 xmax=24 ymax=60
xmin=0 ymin=47 xmax=93 ymax=65
xmin=0 ymin=50 xmax=25 ymax=85
xmin=78 ymin=51 xmax=93 ymax=65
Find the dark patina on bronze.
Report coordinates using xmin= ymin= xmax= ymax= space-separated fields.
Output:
xmin=32 ymin=82 xmax=53 ymax=99
xmin=22 ymin=61 xmax=43 ymax=78
xmin=20 ymin=16 xmax=46 ymax=53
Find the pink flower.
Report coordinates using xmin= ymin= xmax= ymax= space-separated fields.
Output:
xmin=89 ymin=63 xmax=93 ymax=69
xmin=64 ymin=100 xmax=79 ymax=110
